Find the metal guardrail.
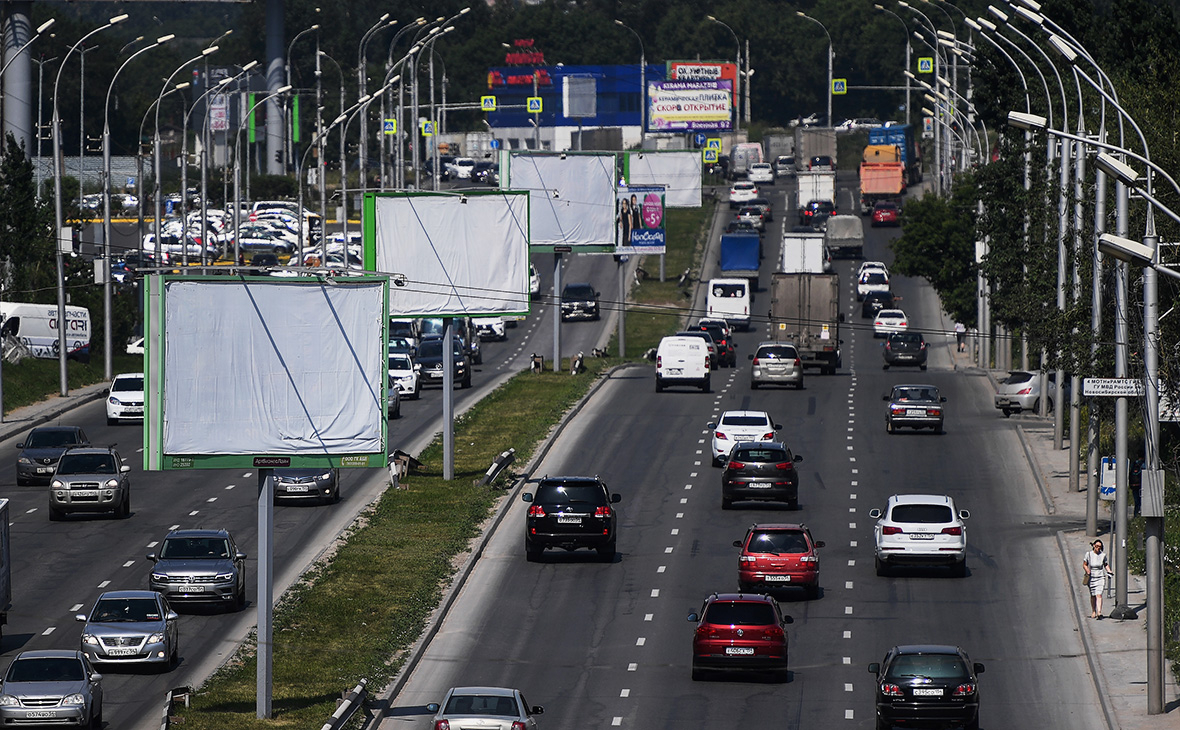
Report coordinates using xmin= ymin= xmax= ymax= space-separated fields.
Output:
xmin=321 ymin=679 xmax=369 ymax=730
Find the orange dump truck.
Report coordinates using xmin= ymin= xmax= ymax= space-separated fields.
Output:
xmin=859 ymin=144 xmax=906 ymax=214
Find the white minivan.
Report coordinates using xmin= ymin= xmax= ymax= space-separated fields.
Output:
xmin=655 ymin=335 xmax=711 ymax=392
xmin=706 ymin=278 xmax=752 ymax=331
xmin=0 ymin=302 xmax=91 ymax=362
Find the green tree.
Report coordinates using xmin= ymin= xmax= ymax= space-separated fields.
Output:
xmin=0 ymin=133 xmax=57 ymax=303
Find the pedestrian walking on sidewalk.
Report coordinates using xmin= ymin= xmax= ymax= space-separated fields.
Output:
xmin=1083 ymin=540 xmax=1113 ymax=618
xmin=954 ymin=322 xmax=966 ymax=352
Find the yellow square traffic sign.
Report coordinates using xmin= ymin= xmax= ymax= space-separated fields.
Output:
xmin=703 ymin=149 xmax=719 ymax=164
xmin=918 ymin=57 xmax=934 ymax=73
xmin=832 ymin=78 xmax=847 ymax=95
xmin=527 ymin=96 xmax=543 ymax=113
xmin=706 ymin=137 xmax=722 ymax=150
xmin=481 ymin=95 xmax=497 ymax=112
xmin=383 ymin=119 xmax=397 ymax=135
xmin=420 ymin=120 xmax=435 ymax=136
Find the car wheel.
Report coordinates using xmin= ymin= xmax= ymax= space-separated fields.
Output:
xmin=701 ymin=377 xmax=711 ymax=393
xmin=775 ymin=663 xmax=790 ymax=683
xmin=48 ymin=506 xmax=63 ymax=522
xmin=876 ymin=716 xmax=891 ymax=730
xmin=796 ymin=379 xmax=804 ymax=390
xmin=886 ymin=419 xmax=895 ymax=434
xmin=936 ymin=424 xmax=945 ymax=435
xmin=474 ymin=352 xmax=483 ymax=365
xmin=118 ymin=492 xmax=131 ymax=519
xmin=16 ymin=475 xmax=28 ymax=487
xmin=803 ymin=584 xmax=820 ymax=600
xmin=882 ymin=363 xmax=890 ymax=370
xmin=461 ymin=375 xmax=472 ymax=389
xmin=721 ymin=495 xmax=733 ymax=510
xmin=107 ymin=417 xmax=117 ymax=426
xmin=788 ymin=499 xmax=799 ymax=510
xmin=966 ymin=714 xmax=979 ymax=730
xmin=952 ymin=560 xmax=968 ymax=578
xmin=691 ymin=662 xmax=705 ymax=681
xmin=597 ymin=539 xmax=616 ymax=562
xmin=525 ymin=540 xmax=542 ymax=562
xmin=875 ymin=555 xmax=888 ymax=577
xmin=233 ymin=582 xmax=246 ymax=611
xmin=90 ymin=702 xmax=102 ymax=730
xmin=411 ymin=385 xmax=420 ymax=400
xmin=751 ymin=380 xmax=759 ymax=389
xmin=1001 ymin=408 xmax=1012 ymax=418
xmin=655 ymin=379 xmax=664 ymax=393
xmin=919 ymin=363 xmax=927 ymax=371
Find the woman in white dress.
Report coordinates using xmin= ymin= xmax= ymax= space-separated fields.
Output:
xmin=1083 ymin=540 xmax=1112 ymax=618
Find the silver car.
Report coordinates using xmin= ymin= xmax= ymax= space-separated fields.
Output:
xmin=49 ymin=446 xmax=132 ymax=520
xmin=427 ymin=686 xmax=544 ymax=730
xmin=76 ymin=590 xmax=179 ymax=670
xmin=993 ymin=370 xmax=1061 ymax=416
xmin=147 ymin=529 xmax=247 ymax=611
xmin=0 ymin=650 xmax=103 ymax=728
xmin=273 ymin=468 xmax=341 ymax=504
xmin=749 ymin=341 xmax=804 ymax=389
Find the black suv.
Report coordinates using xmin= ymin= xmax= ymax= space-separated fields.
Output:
xmin=861 ymin=290 xmax=895 ymax=319
xmin=799 ymin=199 xmax=835 ymax=227
xmin=720 ymin=441 xmax=803 ymax=510
xmin=868 ymin=645 xmax=984 ymax=730
xmin=521 ymin=476 xmax=621 ymax=561
xmin=16 ymin=425 xmax=89 ymax=486
xmin=560 ymin=283 xmax=600 ymax=321
xmin=883 ymin=331 xmax=928 ymax=370
xmin=417 ymin=335 xmax=472 ymax=389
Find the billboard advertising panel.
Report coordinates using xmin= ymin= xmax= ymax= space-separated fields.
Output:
xmin=503 ymin=153 xmax=617 ymax=252
xmin=617 ymin=185 xmax=666 ymax=255
xmin=624 ymin=151 xmax=702 ymax=208
xmin=668 ymin=61 xmax=739 ymax=104
xmin=648 ymin=80 xmax=733 ymax=132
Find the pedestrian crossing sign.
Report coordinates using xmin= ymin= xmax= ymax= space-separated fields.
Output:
xmin=420 ymin=120 xmax=435 ymax=136
xmin=706 ymin=138 xmax=721 ymax=150
xmin=832 ymin=78 xmax=847 ymax=95
xmin=481 ymin=95 xmax=497 ymax=112
xmin=918 ymin=57 xmax=934 ymax=73
xmin=703 ymin=149 xmax=719 ymax=164
xmin=383 ymin=119 xmax=396 ymax=135
xmin=527 ymin=96 xmax=543 ymax=113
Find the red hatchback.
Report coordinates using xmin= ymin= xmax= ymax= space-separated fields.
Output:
xmin=871 ymin=200 xmax=901 ymax=227
xmin=687 ymin=592 xmax=794 ymax=681
xmin=733 ymin=524 xmax=824 ymax=599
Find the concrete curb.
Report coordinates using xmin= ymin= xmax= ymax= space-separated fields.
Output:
xmin=361 ymin=361 xmax=638 ymax=725
xmin=1056 ymin=530 xmax=1120 ymax=730
xmin=1017 ymin=424 xmax=1057 ymax=516
xmin=0 ymin=385 xmax=108 ymax=443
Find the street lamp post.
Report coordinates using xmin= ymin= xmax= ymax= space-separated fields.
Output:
xmin=233 ymin=86 xmax=293 ymax=265
xmin=52 ymin=12 xmax=129 ymax=396
xmin=873 ymin=5 xmax=912 ymax=126
xmin=318 ymin=51 xmax=345 ymax=232
xmin=285 ymin=22 xmax=320 ymax=174
xmin=357 ymin=14 xmax=396 ymax=197
xmin=706 ymin=15 xmax=740 ymax=134
xmin=613 ymin=20 xmax=646 ymax=148
xmin=795 ymin=12 xmax=832 ymax=128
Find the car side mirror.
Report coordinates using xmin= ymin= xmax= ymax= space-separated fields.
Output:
xmin=426 ymin=703 xmax=440 ymax=713
xmin=774 ymin=424 xmax=782 ymax=430
xmin=104 ymin=388 xmax=110 ymax=396
xmin=781 ymin=615 xmax=794 ymax=625
xmin=706 ymin=422 xmax=716 ymax=429
xmin=959 ymin=509 xmax=971 ymax=520
xmin=121 ymin=465 xmax=131 ymax=473
xmin=91 ymin=672 xmax=103 ymax=682
xmin=941 ymin=396 xmax=948 ymax=402
xmin=686 ymin=612 xmax=701 ymax=622
xmin=748 ymin=354 xmax=754 ymax=360
xmin=733 ymin=540 xmax=744 ymax=548
xmin=521 ymin=493 xmax=533 ymax=502
xmin=610 ymin=493 xmax=621 ymax=504
xmin=974 ymin=663 xmax=985 ymax=674
xmin=15 ymin=443 xmax=23 ymax=449
xmin=236 ymin=552 xmax=248 ymax=560
xmin=881 ymin=395 xmax=890 ymax=401
xmin=531 ymin=705 xmax=545 ymax=715
xmin=413 ymin=363 xmax=421 ymax=371
xmin=814 ymin=540 xmax=826 ymax=548
xmin=868 ymin=662 xmax=881 ymax=674
xmin=793 ymin=454 xmax=803 ymax=462
xmin=75 ymin=613 xmax=87 ymax=622
xmin=869 ymin=508 xmax=883 ymax=519
xmin=146 ymin=553 xmax=158 ymax=562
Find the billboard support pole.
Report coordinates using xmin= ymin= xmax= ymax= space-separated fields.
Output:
xmin=553 ymin=253 xmax=562 ymax=372
xmin=443 ymin=317 xmax=454 ymax=480
xmin=618 ymin=257 xmax=626 ymax=357
xmin=256 ymin=468 xmax=274 ymax=718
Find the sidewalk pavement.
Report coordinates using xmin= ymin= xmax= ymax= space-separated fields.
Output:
xmin=0 ymin=382 xmax=109 ymax=443
xmin=955 ymin=346 xmax=1179 ymax=729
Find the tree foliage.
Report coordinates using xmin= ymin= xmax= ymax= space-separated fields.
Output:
xmin=890 ymin=183 xmax=978 ymax=328
xmin=0 ymin=134 xmax=56 ymax=303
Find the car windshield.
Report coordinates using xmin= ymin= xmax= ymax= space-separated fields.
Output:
xmin=534 ymin=483 xmax=606 ymax=505
xmin=418 ymin=340 xmax=462 ymax=359
xmin=160 ymin=537 xmax=232 ymax=560
xmin=891 ymin=504 xmax=954 ymax=523
xmin=1005 ymin=372 xmax=1034 ymax=384
xmin=563 ymin=285 xmax=596 ymax=300
xmin=389 ymin=337 xmax=414 ymax=351
xmin=720 ymin=415 xmax=769 ymax=427
xmin=25 ymin=430 xmax=80 ymax=449
xmin=57 ymin=452 xmax=118 ymax=474
xmin=712 ymin=283 xmax=746 ymax=298
xmin=862 ymin=273 xmax=888 ymax=285
xmin=112 ymin=376 xmax=144 ymax=392
xmin=886 ymin=653 xmax=968 ymax=679
xmin=756 ymin=346 xmax=798 ymax=359
xmin=703 ymin=601 xmax=776 ymax=626
xmin=443 ymin=694 xmax=519 ymax=717
xmin=389 ymin=355 xmax=412 ymax=370
xmin=876 ymin=203 xmax=898 ymax=211
xmin=389 ymin=322 xmax=415 ymax=337
xmin=6 ymin=658 xmax=85 ymax=683
xmin=893 ymin=387 xmax=937 ymax=402
xmin=91 ymin=597 xmax=162 ymax=623
xmin=748 ymin=530 xmax=809 ymax=554
xmin=731 ymin=446 xmax=789 ymax=462
xmin=419 ymin=318 xmax=444 ymax=337
xmin=890 ymin=333 xmax=923 ymax=345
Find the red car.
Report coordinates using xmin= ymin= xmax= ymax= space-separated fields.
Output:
xmin=687 ymin=592 xmax=794 ymax=681
xmin=871 ymin=200 xmax=901 ymax=227
xmin=734 ymin=523 xmax=824 ymax=599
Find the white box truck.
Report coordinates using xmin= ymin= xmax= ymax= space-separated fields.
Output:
xmin=780 ymin=230 xmax=828 ymax=274
xmin=795 ymin=171 xmax=837 ymax=211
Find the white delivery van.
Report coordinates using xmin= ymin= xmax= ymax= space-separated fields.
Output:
xmin=706 ymin=278 xmax=752 ymax=331
xmin=655 ymin=335 xmax=711 ymax=392
xmin=0 ymin=302 xmax=91 ymax=362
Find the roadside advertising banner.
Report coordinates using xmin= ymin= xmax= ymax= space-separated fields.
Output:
xmin=617 ymin=185 xmax=666 ymax=255
xmin=647 ymin=80 xmax=733 ymax=131
xmin=668 ymin=61 xmax=739 ymax=105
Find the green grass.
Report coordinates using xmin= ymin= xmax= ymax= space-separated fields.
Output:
xmin=1 ymin=354 xmax=144 ymax=417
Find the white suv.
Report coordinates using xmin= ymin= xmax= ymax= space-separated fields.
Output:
xmin=870 ymin=494 xmax=969 ymax=577
xmin=106 ymin=372 xmax=145 ymax=425
xmin=708 ymin=410 xmax=782 ymax=466
xmin=728 ymin=181 xmax=759 ymax=209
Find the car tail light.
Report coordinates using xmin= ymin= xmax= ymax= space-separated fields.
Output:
xmin=696 ymin=625 xmax=719 ymax=638
xmin=799 ymin=555 xmax=818 ymax=563
xmin=890 ymin=406 xmax=906 ymax=415
xmin=527 ymin=505 xmax=546 ymax=517
xmin=920 ymin=341 xmax=927 ymax=349
xmin=739 ymin=554 xmax=757 ymax=563
xmin=752 ymin=357 xmax=760 ymax=366
xmin=942 ymin=526 xmax=962 ymax=536
xmin=762 ymin=432 xmax=775 ymax=440
xmin=881 ymin=683 xmax=904 ymax=697
xmin=594 ymin=505 xmax=613 ymax=518
xmin=952 ymin=682 xmax=977 ymax=696
xmin=884 ymin=342 xmax=892 ymax=351
xmin=434 ymin=721 xmax=451 ymax=730
xmin=762 ymin=625 xmax=784 ymax=640
xmin=511 ymin=723 xmax=527 ymax=730
xmin=656 ymin=355 xmax=662 ymax=368
xmin=716 ymin=432 xmax=728 ymax=440
xmin=705 ymin=356 xmax=711 ymax=368
xmin=728 ymin=461 xmax=745 ymax=469
xmin=882 ymin=526 xmax=903 ymax=535
xmin=1018 ymin=386 xmax=1032 ymax=395
xmin=794 ymin=358 xmax=801 ymax=367
xmin=900 ymin=321 xmax=907 ymax=327
xmin=929 ymin=408 xmax=941 ymax=416
xmin=776 ymin=462 xmax=794 ymax=470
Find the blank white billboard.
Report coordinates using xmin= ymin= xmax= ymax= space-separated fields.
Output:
xmin=367 ymin=191 xmax=531 ymax=317
xmin=625 ymin=151 xmax=702 ymax=208
xmin=504 ymin=153 xmax=617 ymax=251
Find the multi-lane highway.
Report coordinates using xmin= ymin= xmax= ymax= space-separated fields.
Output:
xmin=378 ymin=175 xmax=1107 ymax=729
xmin=0 ymin=235 xmax=621 ymax=729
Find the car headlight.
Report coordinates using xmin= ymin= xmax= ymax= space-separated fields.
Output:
xmin=317 ymin=472 xmax=333 ymax=481
xmin=63 ymin=693 xmax=86 ymax=706
xmin=148 ymin=633 xmax=164 ymax=644
xmin=215 ymin=572 xmax=235 ymax=582
xmin=17 ymin=457 xmax=31 ymax=465
xmin=51 ymin=480 xmax=64 ymax=488
xmin=109 ymin=397 xmax=122 ymax=405
xmin=150 ymin=572 xmax=169 ymax=582
xmin=0 ymin=695 xmax=18 ymax=706
xmin=82 ymin=634 xmax=98 ymax=645
xmin=104 ymin=479 xmax=121 ymax=489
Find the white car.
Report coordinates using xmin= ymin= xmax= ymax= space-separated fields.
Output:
xmin=387 ymin=352 xmax=420 ymax=400
xmin=125 ymin=337 xmax=144 ymax=355
xmin=448 ymin=157 xmax=476 ymax=179
xmin=728 ymin=181 xmax=759 ymax=209
xmin=873 ymin=309 xmax=908 ymax=338
xmin=748 ymin=162 xmax=775 ymax=185
xmin=707 ymin=410 xmax=782 ymax=466
xmin=106 ymin=372 xmax=144 ymax=425
xmin=858 ymin=261 xmax=890 ymax=279
xmin=857 ymin=269 xmax=891 ymax=301
xmin=474 ymin=317 xmax=507 ymax=341
xmin=870 ymin=494 xmax=969 ymax=576
xmin=529 ymin=263 xmax=541 ymax=299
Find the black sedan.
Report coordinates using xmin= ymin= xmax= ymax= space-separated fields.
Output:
xmin=884 ymin=384 xmax=946 ymax=434
xmin=720 ymin=441 xmax=803 ymax=510
xmin=868 ymin=644 xmax=984 ymax=730
xmin=862 ymin=290 xmax=895 ymax=319
xmin=16 ymin=425 xmax=89 ymax=486
xmin=882 ymin=332 xmax=928 ymax=370
xmin=521 ymin=476 xmax=620 ymax=561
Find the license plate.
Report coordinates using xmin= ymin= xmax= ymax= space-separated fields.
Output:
xmin=105 ymin=647 xmax=138 ymax=656
xmin=909 ymin=534 xmax=935 ymax=540
xmin=556 ymin=516 xmax=582 ymax=524
xmin=37 ymin=467 xmax=51 ymax=473
xmin=666 ymin=368 xmax=682 ymax=375
xmin=25 ymin=711 xmax=57 ymax=719
xmin=764 ymin=575 xmax=791 ymax=582
xmin=912 ymin=688 xmax=943 ymax=696
xmin=126 ymin=409 xmax=143 ymax=415
xmin=906 ymin=408 xmax=927 ymax=416
xmin=748 ymin=483 xmax=772 ymax=489
xmin=283 ymin=484 xmax=310 ymax=493
xmin=725 ymin=646 xmax=755 ymax=655
xmin=72 ymin=490 xmax=97 ymax=497
xmin=176 ymin=584 xmax=205 ymax=592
